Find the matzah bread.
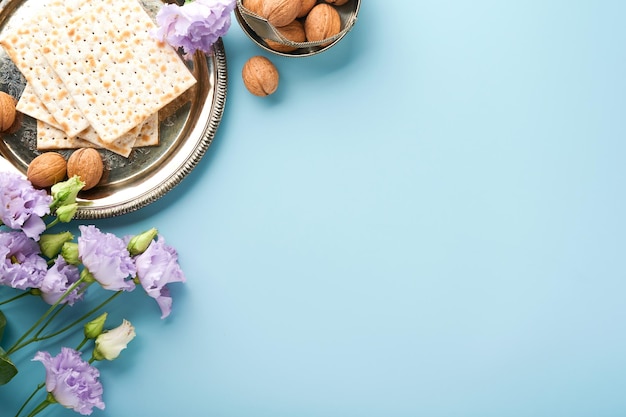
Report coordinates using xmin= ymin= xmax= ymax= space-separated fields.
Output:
xmin=20 ymin=85 xmax=159 ymax=153
xmin=38 ymin=122 xmax=138 ymax=157
xmin=41 ymin=0 xmax=196 ymax=143
xmin=133 ymin=113 xmax=159 ymax=148
xmin=37 ymin=113 xmax=159 ymax=157
xmin=37 ymin=121 xmax=103 ymax=150
xmin=76 ymin=113 xmax=160 ymax=153
xmin=0 ymin=0 xmax=91 ymax=137
xmin=17 ymin=84 xmax=63 ymax=130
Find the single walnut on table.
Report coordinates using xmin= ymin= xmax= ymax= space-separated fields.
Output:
xmin=242 ymin=56 xmax=279 ymax=97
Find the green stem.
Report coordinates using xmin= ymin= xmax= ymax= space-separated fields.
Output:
xmin=25 ymin=399 xmax=50 ymax=417
xmin=0 ymin=291 xmax=30 ymax=306
xmin=45 ymin=291 xmax=122 ymax=339
xmin=75 ymin=336 xmax=89 ymax=351
xmin=6 ymin=277 xmax=87 ymax=355
xmin=45 ymin=218 xmax=60 ymax=229
xmin=14 ymin=383 xmax=45 ymax=417
xmin=33 ymin=304 xmax=67 ymax=339
xmin=8 ymin=290 xmax=122 ymax=353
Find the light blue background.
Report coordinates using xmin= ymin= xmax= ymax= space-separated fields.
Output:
xmin=3 ymin=1 xmax=626 ymax=416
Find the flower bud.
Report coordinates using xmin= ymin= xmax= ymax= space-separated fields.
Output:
xmin=127 ymin=228 xmax=158 ymax=256
xmin=61 ymin=242 xmax=80 ymax=265
xmin=80 ymin=268 xmax=96 ymax=284
xmin=93 ymin=319 xmax=136 ymax=361
xmin=84 ymin=313 xmax=108 ymax=339
xmin=39 ymin=232 xmax=74 ymax=259
xmin=55 ymin=203 xmax=78 ymax=223
xmin=50 ymin=175 xmax=84 ymax=210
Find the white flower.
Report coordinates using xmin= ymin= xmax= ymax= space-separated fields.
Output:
xmin=94 ymin=319 xmax=136 ymax=361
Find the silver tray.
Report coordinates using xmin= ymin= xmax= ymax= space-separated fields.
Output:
xmin=0 ymin=0 xmax=227 ymax=219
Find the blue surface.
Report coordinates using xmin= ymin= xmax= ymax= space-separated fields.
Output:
xmin=3 ymin=1 xmax=626 ymax=416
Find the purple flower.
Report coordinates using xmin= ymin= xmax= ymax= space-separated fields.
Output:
xmin=0 ymin=230 xmax=48 ymax=290
xmin=135 ymin=235 xmax=186 ymax=318
xmin=151 ymin=0 xmax=235 ymax=57
xmin=0 ymin=171 xmax=52 ymax=240
xmin=40 ymin=256 xmax=84 ymax=306
xmin=33 ymin=348 xmax=105 ymax=415
xmin=78 ymin=225 xmax=136 ymax=291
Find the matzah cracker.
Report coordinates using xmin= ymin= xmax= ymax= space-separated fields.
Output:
xmin=37 ymin=114 xmax=159 ymax=157
xmin=17 ymin=84 xmax=63 ymax=130
xmin=21 ymin=85 xmax=159 ymax=151
xmin=133 ymin=113 xmax=159 ymax=148
xmin=75 ymin=113 xmax=160 ymax=150
xmin=41 ymin=0 xmax=196 ymax=144
xmin=38 ymin=122 xmax=140 ymax=157
xmin=0 ymin=0 xmax=91 ymax=137
xmin=37 ymin=121 xmax=100 ymax=150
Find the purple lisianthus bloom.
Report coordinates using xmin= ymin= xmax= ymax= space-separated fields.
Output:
xmin=40 ymin=256 xmax=85 ymax=306
xmin=0 ymin=230 xmax=48 ymax=290
xmin=135 ymin=235 xmax=186 ymax=318
xmin=33 ymin=348 xmax=105 ymax=415
xmin=151 ymin=0 xmax=235 ymax=57
xmin=78 ymin=225 xmax=136 ymax=291
xmin=0 ymin=171 xmax=52 ymax=240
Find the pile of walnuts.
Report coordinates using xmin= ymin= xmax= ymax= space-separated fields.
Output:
xmin=242 ymin=0 xmax=348 ymax=53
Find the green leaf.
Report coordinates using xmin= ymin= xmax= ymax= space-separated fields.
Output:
xmin=0 ymin=310 xmax=5 ymax=342
xmin=0 ymin=347 xmax=18 ymax=385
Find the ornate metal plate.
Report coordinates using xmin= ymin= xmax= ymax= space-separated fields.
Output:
xmin=0 ymin=0 xmax=227 ymax=219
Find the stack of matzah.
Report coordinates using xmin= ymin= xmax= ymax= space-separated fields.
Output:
xmin=0 ymin=0 xmax=196 ymax=157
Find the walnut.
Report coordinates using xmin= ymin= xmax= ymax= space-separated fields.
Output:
xmin=325 ymin=0 xmax=350 ymax=5
xmin=67 ymin=148 xmax=104 ymax=190
xmin=261 ymin=0 xmax=300 ymax=27
xmin=242 ymin=56 xmax=279 ymax=97
xmin=304 ymin=3 xmax=342 ymax=45
xmin=264 ymin=19 xmax=306 ymax=53
xmin=27 ymin=152 xmax=67 ymax=188
xmin=0 ymin=92 xmax=17 ymax=133
xmin=242 ymin=0 xmax=263 ymax=15
xmin=298 ymin=0 xmax=318 ymax=18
